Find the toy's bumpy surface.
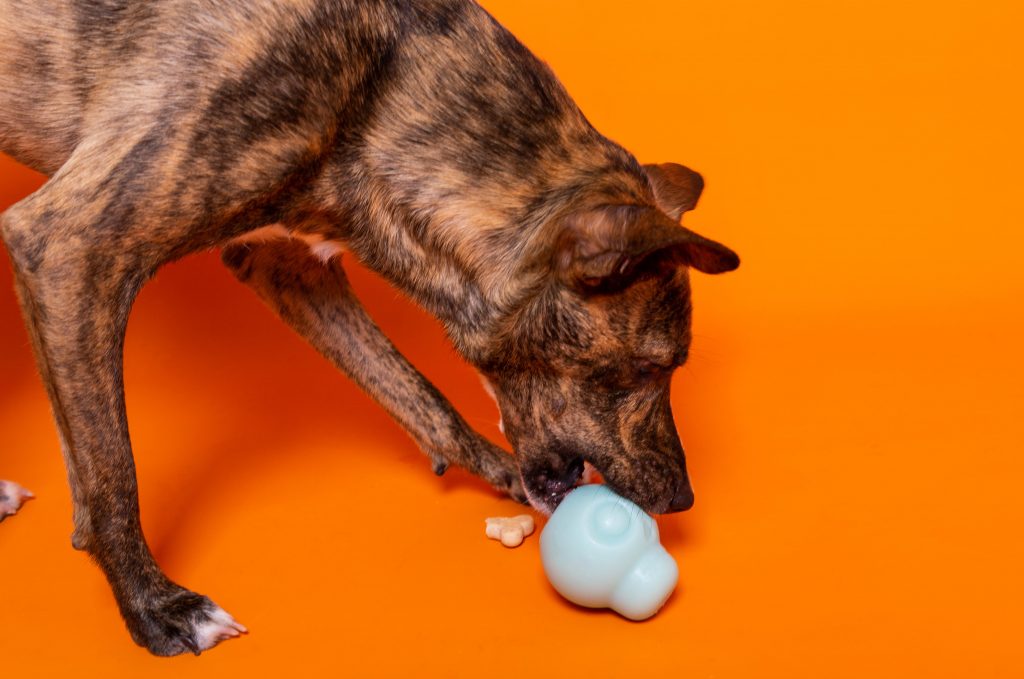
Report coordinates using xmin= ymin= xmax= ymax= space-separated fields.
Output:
xmin=540 ymin=485 xmax=678 ymax=620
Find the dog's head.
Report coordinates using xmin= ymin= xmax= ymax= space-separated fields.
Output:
xmin=480 ymin=163 xmax=738 ymax=515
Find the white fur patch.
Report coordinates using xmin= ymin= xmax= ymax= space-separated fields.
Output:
xmin=479 ymin=375 xmax=504 ymax=434
xmin=229 ymin=224 xmax=345 ymax=263
xmin=194 ymin=605 xmax=248 ymax=652
xmin=295 ymin=232 xmax=345 ymax=263
xmin=0 ymin=480 xmax=33 ymax=518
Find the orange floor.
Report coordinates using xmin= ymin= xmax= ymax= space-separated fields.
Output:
xmin=2 ymin=1 xmax=1022 ymax=676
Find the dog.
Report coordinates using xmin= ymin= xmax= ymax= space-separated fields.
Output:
xmin=0 ymin=0 xmax=739 ymax=656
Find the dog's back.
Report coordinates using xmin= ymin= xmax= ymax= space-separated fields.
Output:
xmin=0 ymin=0 xmax=83 ymax=172
xmin=0 ymin=0 xmax=410 ymax=176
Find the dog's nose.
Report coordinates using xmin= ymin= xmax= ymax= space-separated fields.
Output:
xmin=666 ymin=484 xmax=695 ymax=513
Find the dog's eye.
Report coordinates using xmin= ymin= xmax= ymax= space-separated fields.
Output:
xmin=598 ymin=359 xmax=675 ymax=392
xmin=636 ymin=360 xmax=659 ymax=375
xmin=635 ymin=359 xmax=672 ymax=380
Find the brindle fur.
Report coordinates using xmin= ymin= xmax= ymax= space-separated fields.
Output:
xmin=0 ymin=0 xmax=738 ymax=656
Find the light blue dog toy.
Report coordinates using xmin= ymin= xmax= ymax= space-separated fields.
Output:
xmin=539 ymin=484 xmax=678 ymax=620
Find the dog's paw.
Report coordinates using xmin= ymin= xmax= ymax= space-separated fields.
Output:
xmin=495 ymin=468 xmax=529 ymax=505
xmin=473 ymin=443 xmax=528 ymax=505
xmin=124 ymin=588 xmax=247 ymax=656
xmin=0 ymin=480 xmax=34 ymax=522
xmin=430 ymin=433 xmax=528 ymax=504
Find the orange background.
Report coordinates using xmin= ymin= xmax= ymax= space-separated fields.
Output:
xmin=2 ymin=0 xmax=1022 ymax=676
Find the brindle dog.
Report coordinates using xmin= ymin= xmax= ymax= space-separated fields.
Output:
xmin=0 ymin=0 xmax=739 ymax=656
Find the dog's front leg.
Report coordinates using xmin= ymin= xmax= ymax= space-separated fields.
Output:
xmin=222 ymin=238 xmax=526 ymax=503
xmin=2 ymin=179 xmax=245 ymax=656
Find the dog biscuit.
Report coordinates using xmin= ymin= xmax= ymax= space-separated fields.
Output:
xmin=485 ymin=515 xmax=536 ymax=548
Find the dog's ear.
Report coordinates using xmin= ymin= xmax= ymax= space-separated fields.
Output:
xmin=555 ymin=204 xmax=739 ymax=291
xmin=643 ymin=163 xmax=704 ymax=221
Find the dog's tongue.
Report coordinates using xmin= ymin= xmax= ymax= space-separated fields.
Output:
xmin=581 ymin=461 xmax=602 ymax=484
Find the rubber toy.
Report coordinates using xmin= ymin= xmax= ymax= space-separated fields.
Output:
xmin=539 ymin=484 xmax=678 ymax=620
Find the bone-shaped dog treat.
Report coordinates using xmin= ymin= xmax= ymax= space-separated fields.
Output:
xmin=485 ymin=515 xmax=536 ymax=548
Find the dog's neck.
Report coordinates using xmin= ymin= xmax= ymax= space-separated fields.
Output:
xmin=327 ymin=139 xmax=647 ymax=364
xmin=309 ymin=10 xmax=652 ymax=364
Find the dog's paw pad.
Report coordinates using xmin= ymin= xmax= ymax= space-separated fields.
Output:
xmin=0 ymin=480 xmax=34 ymax=521
xmin=485 ymin=514 xmax=535 ymax=548
xmin=194 ymin=605 xmax=248 ymax=651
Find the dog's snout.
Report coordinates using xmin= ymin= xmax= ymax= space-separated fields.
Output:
xmin=666 ymin=483 xmax=695 ymax=513
xmin=532 ymin=457 xmax=584 ymax=499
xmin=553 ymin=458 xmax=584 ymax=489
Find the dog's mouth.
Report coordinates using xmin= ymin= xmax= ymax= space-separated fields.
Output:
xmin=521 ymin=457 xmax=587 ymax=515
xmin=520 ymin=457 xmax=687 ymax=516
